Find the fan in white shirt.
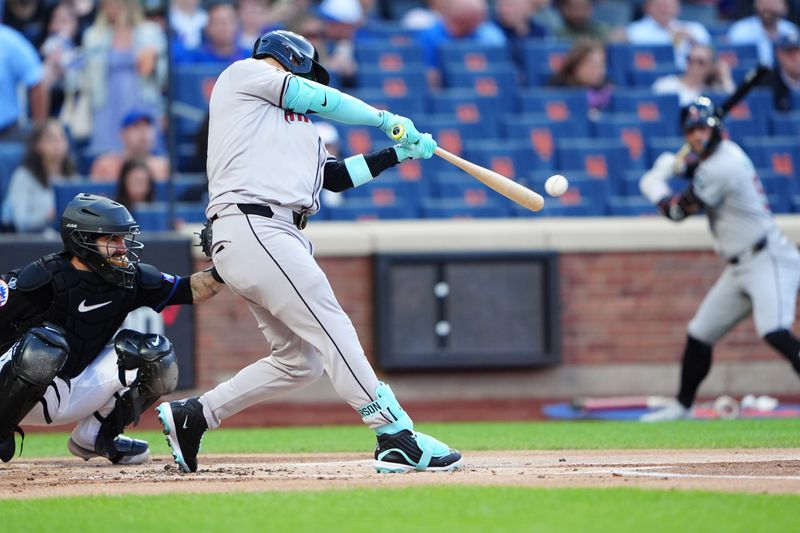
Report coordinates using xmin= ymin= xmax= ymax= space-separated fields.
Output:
xmin=652 ymin=43 xmax=735 ymax=106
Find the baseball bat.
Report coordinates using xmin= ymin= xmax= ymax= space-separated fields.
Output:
xmin=390 ymin=125 xmax=545 ymax=212
xmin=673 ymin=64 xmax=771 ymax=172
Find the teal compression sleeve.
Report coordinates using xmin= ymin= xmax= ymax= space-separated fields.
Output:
xmin=284 ymin=76 xmax=383 ymax=127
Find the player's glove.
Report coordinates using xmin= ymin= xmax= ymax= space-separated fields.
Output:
xmin=394 ymin=133 xmax=437 ymax=161
xmin=378 ymin=111 xmax=421 ymax=144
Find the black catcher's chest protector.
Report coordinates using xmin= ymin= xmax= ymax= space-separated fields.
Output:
xmin=31 ymin=254 xmax=139 ymax=378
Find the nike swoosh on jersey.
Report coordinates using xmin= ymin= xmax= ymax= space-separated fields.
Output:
xmin=78 ymin=300 xmax=113 ymax=312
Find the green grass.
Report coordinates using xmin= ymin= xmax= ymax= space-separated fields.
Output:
xmin=2 ymin=487 xmax=798 ymax=533
xmin=18 ymin=418 xmax=800 ymax=458
xmin=6 ymin=420 xmax=800 ymax=532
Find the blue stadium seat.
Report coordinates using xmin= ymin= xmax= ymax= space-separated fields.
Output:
xmin=714 ymin=43 xmax=759 ymax=71
xmin=707 ymin=89 xmax=771 ymax=137
xmin=646 ymin=136 xmax=684 ymax=167
xmin=631 ymin=64 xmax=680 ymax=88
xmin=174 ymin=202 xmax=209 ymax=225
xmin=348 ymin=87 xmax=425 ymax=118
xmin=132 ymin=202 xmax=170 ymax=231
xmin=342 ymin=172 xmax=425 ymax=205
xmin=556 ymin=139 xmax=630 ymax=192
xmin=171 ymin=63 xmax=228 ymax=139
xmin=356 ymin=66 xmax=428 ymax=103
xmin=429 ymin=88 xmax=502 ymax=137
xmin=591 ymin=113 xmax=649 ymax=171
xmin=438 ymin=41 xmax=511 ymax=72
xmin=463 ymin=140 xmax=535 ymax=182
xmin=54 ymin=182 xmax=116 ymax=217
xmin=607 ymin=196 xmax=659 ymax=216
xmin=620 ymin=168 xmax=646 ymax=197
xmin=416 ymin=115 xmax=485 ymax=179
xmin=420 ymin=197 xmax=511 ymax=219
xmin=432 ymin=171 xmax=498 ymax=206
xmin=154 ymin=175 xmax=208 ymax=202
xmin=758 ymin=171 xmax=792 ymax=212
xmin=612 ymin=90 xmax=681 ymax=137
xmin=0 ymin=142 xmax=25 ymax=200
xmin=741 ymin=136 xmax=800 ymax=181
xmin=354 ymin=40 xmax=425 ymax=70
xmin=326 ymin=198 xmax=418 ymax=220
xmin=517 ymin=87 xmax=589 ymax=121
xmin=606 ymin=43 xmax=675 ymax=86
xmin=520 ymin=41 xmax=571 ymax=86
xmin=770 ymin=111 xmax=800 ymax=136
xmin=337 ymin=122 xmax=389 ymax=157
xmin=530 ymin=173 xmax=611 ymax=215
xmin=442 ymin=65 xmax=519 ymax=101
xmin=501 ymin=113 xmax=568 ymax=171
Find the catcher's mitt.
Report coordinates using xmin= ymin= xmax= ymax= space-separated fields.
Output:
xmin=196 ymin=220 xmax=213 ymax=258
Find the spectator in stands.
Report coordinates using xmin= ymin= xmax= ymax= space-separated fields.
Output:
xmin=317 ymin=0 xmax=364 ymax=88
xmin=40 ymin=2 xmax=83 ymax=116
xmin=416 ymin=0 xmax=507 ymax=87
xmin=652 ymin=43 xmax=735 ymax=105
xmin=493 ymin=0 xmax=548 ymax=71
xmin=549 ymin=39 xmax=613 ymax=119
xmin=0 ymin=120 xmax=78 ymax=233
xmin=90 ymin=109 xmax=169 ymax=182
xmin=0 ymin=24 xmax=47 ymax=141
xmin=169 ymin=0 xmax=207 ymax=51
xmin=114 ymin=158 xmax=156 ymax=210
xmin=82 ymin=0 xmax=167 ymax=156
xmin=626 ymin=0 xmax=712 ymax=70
xmin=555 ymin=0 xmax=614 ymax=42
xmin=727 ymin=0 xmax=800 ymax=67
xmin=173 ymin=0 xmax=249 ymax=63
xmin=70 ymin=0 xmax=98 ymax=44
xmin=532 ymin=0 xmax=563 ymax=33
xmin=770 ymin=32 xmax=800 ymax=110
xmin=238 ymin=0 xmax=275 ymax=51
xmin=401 ymin=0 xmax=441 ymax=31
xmin=2 ymin=0 xmax=53 ymax=48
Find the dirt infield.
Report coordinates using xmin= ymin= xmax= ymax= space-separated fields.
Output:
xmin=2 ymin=449 xmax=800 ymax=499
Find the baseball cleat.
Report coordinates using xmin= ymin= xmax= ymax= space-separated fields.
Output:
xmin=640 ymin=400 xmax=691 ymax=422
xmin=374 ymin=429 xmax=462 ymax=473
xmin=156 ymin=397 xmax=207 ymax=473
xmin=68 ymin=435 xmax=151 ymax=465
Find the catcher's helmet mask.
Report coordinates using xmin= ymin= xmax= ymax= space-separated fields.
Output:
xmin=252 ymin=30 xmax=330 ymax=86
xmin=60 ymin=194 xmax=143 ymax=289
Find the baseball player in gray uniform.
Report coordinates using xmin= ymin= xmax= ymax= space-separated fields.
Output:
xmin=157 ymin=30 xmax=462 ymax=473
xmin=639 ymin=96 xmax=800 ymax=421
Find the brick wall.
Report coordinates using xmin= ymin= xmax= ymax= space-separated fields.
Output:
xmin=194 ymin=250 xmax=782 ymax=390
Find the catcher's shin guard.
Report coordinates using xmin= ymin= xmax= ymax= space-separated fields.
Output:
xmin=0 ymin=325 xmax=68 ymax=462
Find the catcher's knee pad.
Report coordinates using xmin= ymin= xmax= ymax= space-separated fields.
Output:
xmin=0 ymin=324 xmax=68 ymax=433
xmin=114 ymin=329 xmax=178 ymax=398
xmin=358 ymin=382 xmax=414 ymax=436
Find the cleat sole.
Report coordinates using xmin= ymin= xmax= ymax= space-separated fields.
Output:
xmin=156 ymin=404 xmax=191 ymax=473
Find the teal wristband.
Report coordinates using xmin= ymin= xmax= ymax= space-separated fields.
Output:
xmin=344 ymin=154 xmax=374 ymax=187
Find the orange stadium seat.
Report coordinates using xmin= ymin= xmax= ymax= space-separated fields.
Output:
xmin=612 ymin=89 xmax=681 ymax=136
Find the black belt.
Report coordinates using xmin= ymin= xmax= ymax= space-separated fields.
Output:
xmin=729 ymin=237 xmax=767 ymax=265
xmin=237 ymin=203 xmax=308 ymax=230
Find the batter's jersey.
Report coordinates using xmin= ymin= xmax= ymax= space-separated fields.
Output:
xmin=205 ymin=58 xmax=329 ymax=219
xmin=692 ymin=140 xmax=774 ymax=259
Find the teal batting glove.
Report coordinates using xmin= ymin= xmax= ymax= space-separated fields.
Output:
xmin=379 ymin=111 xmax=421 ymax=144
xmin=394 ymin=133 xmax=437 ymax=161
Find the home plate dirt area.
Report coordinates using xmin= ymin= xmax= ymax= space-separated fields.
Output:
xmin=3 ymin=450 xmax=800 ymax=499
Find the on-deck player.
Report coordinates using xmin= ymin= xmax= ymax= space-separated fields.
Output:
xmin=157 ymin=30 xmax=462 ymax=473
xmin=639 ymin=96 xmax=800 ymax=421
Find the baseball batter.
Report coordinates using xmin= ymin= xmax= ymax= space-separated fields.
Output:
xmin=639 ymin=96 xmax=800 ymax=421
xmin=157 ymin=31 xmax=462 ymax=473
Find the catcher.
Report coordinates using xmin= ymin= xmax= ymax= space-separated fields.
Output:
xmin=0 ymin=194 xmax=225 ymax=464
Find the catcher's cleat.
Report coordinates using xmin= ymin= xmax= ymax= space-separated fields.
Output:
xmin=68 ymin=435 xmax=151 ymax=465
xmin=374 ymin=429 xmax=462 ymax=473
xmin=156 ymin=397 xmax=207 ymax=473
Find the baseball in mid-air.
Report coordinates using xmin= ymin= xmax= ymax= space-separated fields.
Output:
xmin=544 ymin=174 xmax=569 ymax=197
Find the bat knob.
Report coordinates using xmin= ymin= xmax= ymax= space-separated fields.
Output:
xmin=390 ymin=124 xmax=405 ymax=141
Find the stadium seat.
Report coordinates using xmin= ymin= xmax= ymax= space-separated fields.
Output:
xmin=337 ymin=122 xmax=388 ymax=157
xmin=54 ymin=181 xmax=116 ymax=216
xmin=171 ymin=63 xmax=228 ymax=139
xmin=612 ymin=90 xmax=681 ymax=137
xmin=326 ymin=198 xmax=418 ymax=220
xmin=432 ymin=171 xmax=497 ymax=204
xmin=630 ymin=64 xmax=679 ymax=88
xmin=770 ymin=111 xmax=800 ymax=136
xmin=420 ymin=197 xmax=511 ymax=219
xmin=606 ymin=43 xmax=675 ymax=86
xmin=646 ymin=136 xmax=685 ymax=167
xmin=520 ymin=41 xmax=571 ymax=86
xmin=429 ymin=88 xmax=502 ymax=137
xmin=758 ymin=171 xmax=792 ymax=212
xmin=438 ymin=41 xmax=511 ymax=72
xmin=741 ymin=136 xmax=800 ymax=181
xmin=502 ymin=113 xmax=570 ymax=171
xmin=132 ymin=202 xmax=170 ymax=231
xmin=607 ymin=196 xmax=659 ymax=216
xmin=442 ymin=65 xmax=519 ymax=101
xmin=343 ymin=172 xmax=425 ymax=206
xmin=556 ymin=139 xmax=630 ymax=192
xmin=174 ymin=202 xmax=209 ymax=226
xmin=354 ymin=40 xmax=425 ymax=70
xmin=463 ymin=140 xmax=535 ymax=183
xmin=348 ymin=87 xmax=425 ymax=118
xmin=0 ymin=142 xmax=25 ymax=200
xmin=714 ymin=43 xmax=759 ymax=70
xmin=530 ymin=173 xmax=611 ymax=215
xmin=154 ymin=175 xmax=208 ymax=202
xmin=591 ymin=113 xmax=649 ymax=171
xmin=356 ymin=66 xmax=428 ymax=102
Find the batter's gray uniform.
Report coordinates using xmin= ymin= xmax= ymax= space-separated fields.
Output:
xmin=684 ymin=140 xmax=800 ymax=343
xmin=199 ymin=58 xmax=388 ymax=430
